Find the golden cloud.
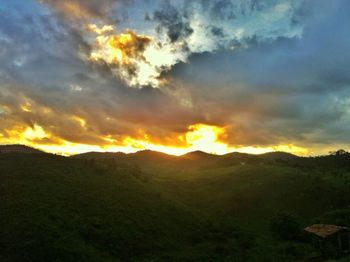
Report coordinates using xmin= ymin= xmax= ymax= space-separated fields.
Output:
xmin=86 ymin=24 xmax=187 ymax=88
xmin=0 ymin=119 xmax=310 ymax=157
xmin=87 ymin=24 xmax=167 ymax=87
xmin=0 ymin=85 xmax=314 ymax=157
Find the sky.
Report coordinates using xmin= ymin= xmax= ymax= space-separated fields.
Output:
xmin=0 ymin=0 xmax=350 ymax=156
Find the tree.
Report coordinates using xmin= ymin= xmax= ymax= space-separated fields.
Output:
xmin=329 ymin=149 xmax=348 ymax=156
xmin=270 ymin=212 xmax=302 ymax=241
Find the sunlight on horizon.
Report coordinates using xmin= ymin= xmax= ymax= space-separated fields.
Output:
xmin=0 ymin=123 xmax=310 ymax=157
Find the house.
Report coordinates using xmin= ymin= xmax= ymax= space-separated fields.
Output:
xmin=304 ymin=224 xmax=350 ymax=256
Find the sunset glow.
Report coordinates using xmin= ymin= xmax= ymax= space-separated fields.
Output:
xmin=2 ymin=2 xmax=350 ymax=261
xmin=1 ymin=0 xmax=349 ymax=157
xmin=0 ymin=122 xmax=310 ymax=157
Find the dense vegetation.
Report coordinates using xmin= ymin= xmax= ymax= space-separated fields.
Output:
xmin=1 ymin=147 xmax=350 ymax=261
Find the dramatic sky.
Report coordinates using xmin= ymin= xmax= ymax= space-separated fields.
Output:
xmin=0 ymin=0 xmax=349 ymax=156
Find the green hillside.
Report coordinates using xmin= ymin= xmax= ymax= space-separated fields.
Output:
xmin=1 ymin=149 xmax=350 ymax=261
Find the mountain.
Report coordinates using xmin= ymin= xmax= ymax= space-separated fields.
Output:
xmin=180 ymin=150 xmax=217 ymax=160
xmin=72 ymin=149 xmax=350 ymax=171
xmin=259 ymin=151 xmax=298 ymax=160
xmin=72 ymin=151 xmax=126 ymax=159
xmin=0 ymin=144 xmax=45 ymax=154
xmin=131 ymin=149 xmax=176 ymax=160
xmin=74 ymin=150 xmax=298 ymax=163
xmin=73 ymin=150 xmax=174 ymax=160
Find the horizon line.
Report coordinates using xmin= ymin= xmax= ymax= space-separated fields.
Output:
xmin=1 ymin=143 xmax=347 ymax=158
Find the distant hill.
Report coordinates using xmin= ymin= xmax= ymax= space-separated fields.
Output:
xmin=72 ymin=150 xmax=306 ymax=172
xmin=72 ymin=151 xmax=126 ymax=159
xmin=131 ymin=149 xmax=175 ymax=160
xmin=73 ymin=150 xmax=174 ymax=160
xmin=0 ymin=145 xmax=45 ymax=154
xmin=180 ymin=150 xmax=216 ymax=160
xmin=73 ymin=150 xmax=298 ymax=162
xmin=72 ymin=150 xmax=301 ymax=170
xmin=259 ymin=151 xmax=298 ymax=160
xmin=72 ymin=149 xmax=350 ymax=171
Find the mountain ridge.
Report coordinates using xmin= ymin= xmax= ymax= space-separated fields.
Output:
xmin=4 ymin=144 xmax=349 ymax=162
xmin=0 ymin=144 xmax=45 ymax=154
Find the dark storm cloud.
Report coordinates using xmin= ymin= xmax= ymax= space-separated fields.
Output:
xmin=153 ymin=0 xmax=193 ymax=43
xmin=202 ymin=0 xmax=269 ymax=16
xmin=210 ymin=26 xmax=225 ymax=38
xmin=208 ymin=0 xmax=236 ymax=20
xmin=167 ymin=0 xmax=350 ymax=149
xmin=0 ymin=3 xmax=69 ymax=84
xmin=148 ymin=0 xmax=303 ymax=55
xmin=1 ymin=0 xmax=350 ymax=154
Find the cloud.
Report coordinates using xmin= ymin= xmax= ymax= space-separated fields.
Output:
xmin=88 ymin=25 xmax=156 ymax=87
xmin=165 ymin=0 xmax=350 ymax=151
xmin=153 ymin=0 xmax=194 ymax=43
xmin=1 ymin=0 xmax=350 ymax=156
xmin=150 ymin=0 xmax=303 ymax=52
xmin=38 ymin=0 xmax=125 ymax=20
xmin=35 ymin=0 xmax=304 ymax=88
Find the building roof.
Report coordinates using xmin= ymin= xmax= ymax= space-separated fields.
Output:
xmin=304 ymin=224 xmax=349 ymax=238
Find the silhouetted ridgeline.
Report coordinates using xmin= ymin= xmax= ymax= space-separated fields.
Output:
xmin=73 ymin=148 xmax=350 ymax=170
xmin=0 ymin=144 xmax=44 ymax=154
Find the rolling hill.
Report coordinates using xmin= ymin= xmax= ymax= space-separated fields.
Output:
xmin=1 ymin=146 xmax=350 ymax=261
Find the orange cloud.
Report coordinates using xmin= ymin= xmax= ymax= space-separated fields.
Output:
xmin=0 ymin=120 xmax=310 ymax=157
xmin=0 ymin=86 xmax=314 ymax=157
xmin=39 ymin=0 xmax=104 ymax=19
xmin=87 ymin=24 xmax=165 ymax=87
